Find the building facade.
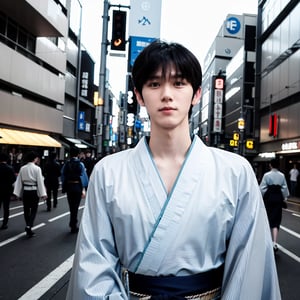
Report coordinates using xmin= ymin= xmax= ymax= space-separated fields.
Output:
xmin=0 ymin=0 xmax=97 ymax=166
xmin=255 ymin=0 xmax=300 ymax=182
xmin=197 ymin=13 xmax=257 ymax=161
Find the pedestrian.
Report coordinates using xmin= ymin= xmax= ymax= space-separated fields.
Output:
xmin=289 ymin=163 xmax=299 ymax=197
xmin=82 ymin=149 xmax=95 ymax=179
xmin=0 ymin=153 xmax=16 ymax=229
xmin=61 ymin=147 xmax=88 ymax=233
xmin=13 ymin=151 xmax=47 ymax=237
xmin=260 ymin=158 xmax=290 ymax=253
xmin=66 ymin=40 xmax=281 ymax=299
xmin=44 ymin=152 xmax=61 ymax=211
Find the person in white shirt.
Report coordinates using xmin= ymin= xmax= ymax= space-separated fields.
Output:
xmin=289 ymin=163 xmax=299 ymax=196
xmin=14 ymin=151 xmax=47 ymax=237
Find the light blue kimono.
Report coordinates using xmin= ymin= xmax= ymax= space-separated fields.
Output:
xmin=66 ymin=136 xmax=281 ymax=300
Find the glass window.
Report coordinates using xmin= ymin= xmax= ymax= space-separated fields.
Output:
xmin=7 ymin=21 xmax=17 ymax=42
xmin=18 ymin=29 xmax=27 ymax=48
xmin=0 ymin=13 xmax=6 ymax=35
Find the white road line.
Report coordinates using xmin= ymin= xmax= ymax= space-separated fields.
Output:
xmin=292 ymin=213 xmax=300 ymax=218
xmin=18 ymin=254 xmax=74 ymax=300
xmin=48 ymin=212 xmax=70 ymax=222
xmin=0 ymin=223 xmax=46 ymax=247
xmin=277 ymin=244 xmax=300 ymax=263
xmin=0 ymin=195 xmax=68 ymax=221
xmin=1 ymin=206 xmax=85 ymax=247
xmin=48 ymin=205 xmax=84 ymax=222
xmin=281 ymin=225 xmax=300 ymax=239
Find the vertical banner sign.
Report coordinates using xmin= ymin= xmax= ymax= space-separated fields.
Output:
xmin=213 ymin=77 xmax=225 ymax=133
xmin=78 ymin=111 xmax=85 ymax=131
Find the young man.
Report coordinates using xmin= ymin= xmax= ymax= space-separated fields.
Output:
xmin=61 ymin=147 xmax=88 ymax=233
xmin=13 ymin=151 xmax=47 ymax=237
xmin=67 ymin=40 xmax=281 ymax=299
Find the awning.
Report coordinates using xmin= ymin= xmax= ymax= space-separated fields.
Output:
xmin=63 ymin=137 xmax=96 ymax=149
xmin=0 ymin=128 xmax=61 ymax=147
xmin=65 ymin=137 xmax=88 ymax=149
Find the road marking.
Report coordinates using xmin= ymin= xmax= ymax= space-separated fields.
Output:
xmin=281 ymin=225 xmax=300 ymax=239
xmin=48 ymin=212 xmax=70 ymax=222
xmin=1 ymin=206 xmax=85 ymax=247
xmin=0 ymin=223 xmax=46 ymax=247
xmin=0 ymin=195 xmax=68 ymax=222
xmin=48 ymin=206 xmax=84 ymax=222
xmin=277 ymin=244 xmax=300 ymax=263
xmin=18 ymin=254 xmax=74 ymax=300
xmin=292 ymin=213 xmax=300 ymax=218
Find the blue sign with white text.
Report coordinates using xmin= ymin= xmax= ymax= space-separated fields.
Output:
xmin=226 ymin=17 xmax=241 ymax=35
xmin=78 ymin=111 xmax=85 ymax=131
xmin=130 ymin=36 xmax=156 ymax=67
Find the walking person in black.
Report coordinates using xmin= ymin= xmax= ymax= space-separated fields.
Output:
xmin=260 ymin=159 xmax=290 ymax=252
xmin=44 ymin=152 xmax=61 ymax=211
xmin=13 ymin=151 xmax=47 ymax=237
xmin=82 ymin=149 xmax=95 ymax=179
xmin=0 ymin=153 xmax=16 ymax=229
xmin=61 ymin=147 xmax=88 ymax=233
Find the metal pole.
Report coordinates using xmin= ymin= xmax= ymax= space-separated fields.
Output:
xmin=75 ymin=0 xmax=82 ymax=139
xmin=96 ymin=0 xmax=109 ymax=157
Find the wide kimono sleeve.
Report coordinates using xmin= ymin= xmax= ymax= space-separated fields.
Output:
xmin=13 ymin=171 xmax=23 ymax=198
xmin=66 ymin=159 xmax=128 ymax=300
xmin=222 ymin=160 xmax=281 ymax=300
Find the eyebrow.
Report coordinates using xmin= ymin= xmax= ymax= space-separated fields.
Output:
xmin=148 ymin=72 xmax=183 ymax=81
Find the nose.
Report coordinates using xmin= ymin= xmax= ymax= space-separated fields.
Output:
xmin=160 ymin=83 xmax=173 ymax=102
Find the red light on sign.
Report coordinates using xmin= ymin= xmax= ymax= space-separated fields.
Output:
xmin=215 ymin=78 xmax=224 ymax=89
xmin=269 ymin=113 xmax=278 ymax=137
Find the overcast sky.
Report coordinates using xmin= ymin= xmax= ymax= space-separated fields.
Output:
xmin=80 ymin=0 xmax=258 ymax=95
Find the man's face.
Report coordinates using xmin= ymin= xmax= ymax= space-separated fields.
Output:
xmin=135 ymin=66 xmax=201 ymax=131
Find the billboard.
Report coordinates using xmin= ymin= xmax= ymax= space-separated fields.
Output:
xmin=129 ymin=0 xmax=161 ymax=38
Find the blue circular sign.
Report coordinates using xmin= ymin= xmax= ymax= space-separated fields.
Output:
xmin=226 ymin=17 xmax=241 ymax=35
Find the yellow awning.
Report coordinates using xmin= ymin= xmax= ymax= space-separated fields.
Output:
xmin=0 ymin=128 xmax=61 ymax=147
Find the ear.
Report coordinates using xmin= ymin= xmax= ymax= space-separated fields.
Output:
xmin=191 ymin=87 xmax=202 ymax=106
xmin=134 ymin=88 xmax=145 ymax=107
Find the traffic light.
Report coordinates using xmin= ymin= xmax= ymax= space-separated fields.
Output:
xmin=111 ymin=10 xmax=126 ymax=51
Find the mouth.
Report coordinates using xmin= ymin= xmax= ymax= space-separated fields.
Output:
xmin=159 ymin=107 xmax=176 ymax=112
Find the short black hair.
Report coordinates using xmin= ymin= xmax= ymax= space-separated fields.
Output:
xmin=0 ymin=152 xmax=9 ymax=162
xmin=270 ymin=159 xmax=279 ymax=169
xmin=25 ymin=151 xmax=39 ymax=162
xmin=70 ymin=147 xmax=79 ymax=158
xmin=132 ymin=40 xmax=202 ymax=96
xmin=131 ymin=40 xmax=202 ymax=119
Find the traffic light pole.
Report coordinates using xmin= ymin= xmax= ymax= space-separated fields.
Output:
xmin=96 ymin=1 xmax=130 ymax=157
xmin=96 ymin=0 xmax=109 ymax=157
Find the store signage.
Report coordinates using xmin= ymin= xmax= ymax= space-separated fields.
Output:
xmin=281 ymin=141 xmax=300 ymax=151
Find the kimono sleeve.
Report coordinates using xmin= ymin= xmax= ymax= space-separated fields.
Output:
xmin=66 ymin=164 xmax=128 ymax=300
xmin=222 ymin=162 xmax=281 ymax=300
xmin=13 ymin=172 xmax=23 ymax=198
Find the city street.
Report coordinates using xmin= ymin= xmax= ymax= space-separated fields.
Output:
xmin=0 ymin=192 xmax=299 ymax=300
